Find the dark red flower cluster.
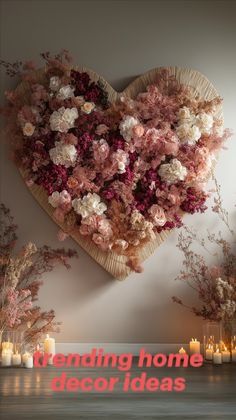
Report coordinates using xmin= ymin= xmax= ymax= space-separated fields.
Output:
xmin=36 ymin=163 xmax=69 ymax=195
xmin=70 ymin=70 xmax=109 ymax=108
xmin=180 ymin=187 xmax=208 ymax=214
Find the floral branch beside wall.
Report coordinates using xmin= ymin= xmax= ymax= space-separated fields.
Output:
xmin=0 ymin=203 xmax=77 ymax=350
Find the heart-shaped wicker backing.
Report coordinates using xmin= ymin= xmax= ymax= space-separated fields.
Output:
xmin=17 ymin=66 xmax=222 ymax=280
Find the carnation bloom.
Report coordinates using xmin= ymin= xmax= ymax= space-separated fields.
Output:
xmin=195 ymin=112 xmax=214 ymax=135
xmin=48 ymin=190 xmax=71 ymax=209
xmin=49 ymin=107 xmax=78 ymax=133
xmin=49 ymin=141 xmax=77 ymax=167
xmin=158 ymin=158 xmax=187 ymax=184
xmin=176 ymin=123 xmax=201 ymax=145
xmin=72 ymin=193 xmax=107 ymax=218
xmin=23 ymin=122 xmax=35 ymax=136
xmin=119 ymin=115 xmax=140 ymax=141
xmin=57 ymin=85 xmax=75 ymax=100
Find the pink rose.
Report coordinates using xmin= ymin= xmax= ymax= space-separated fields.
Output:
xmin=132 ymin=124 xmax=144 ymax=138
xmin=95 ymin=124 xmax=109 ymax=135
xmin=98 ymin=218 xmax=113 ymax=237
xmin=148 ymin=204 xmax=166 ymax=226
xmin=92 ymin=233 xmax=110 ymax=251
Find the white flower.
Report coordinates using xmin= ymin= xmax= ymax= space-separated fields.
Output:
xmin=57 ymin=85 xmax=75 ymax=100
xmin=48 ymin=190 xmax=71 ymax=208
xmin=81 ymin=102 xmax=95 ymax=114
xmin=49 ymin=76 xmax=61 ymax=92
xmin=195 ymin=112 xmax=214 ymax=135
xmin=72 ymin=193 xmax=107 ymax=219
xmin=119 ymin=115 xmax=140 ymax=142
xmin=49 ymin=107 xmax=78 ymax=133
xmin=49 ymin=141 xmax=77 ymax=168
xmin=177 ymin=106 xmax=193 ymax=121
xmin=112 ymin=149 xmax=129 ymax=173
xmin=23 ymin=122 xmax=35 ymax=136
xmin=176 ymin=123 xmax=201 ymax=145
xmin=158 ymin=158 xmax=187 ymax=185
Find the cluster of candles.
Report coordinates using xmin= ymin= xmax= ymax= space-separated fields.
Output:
xmin=178 ymin=337 xmax=236 ymax=364
xmin=1 ymin=334 xmax=55 ymax=368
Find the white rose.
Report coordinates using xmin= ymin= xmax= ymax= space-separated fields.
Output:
xmin=195 ymin=112 xmax=214 ymax=135
xmin=72 ymin=193 xmax=107 ymax=219
xmin=158 ymin=158 xmax=187 ymax=185
xmin=119 ymin=115 xmax=140 ymax=142
xmin=57 ymin=85 xmax=75 ymax=100
xmin=50 ymin=107 xmax=78 ymax=133
xmin=49 ymin=76 xmax=61 ymax=92
xmin=49 ymin=142 xmax=77 ymax=168
xmin=48 ymin=191 xmax=61 ymax=208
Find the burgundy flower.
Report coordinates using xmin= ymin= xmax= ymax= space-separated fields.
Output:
xmin=181 ymin=187 xmax=208 ymax=214
xmin=36 ymin=163 xmax=69 ymax=194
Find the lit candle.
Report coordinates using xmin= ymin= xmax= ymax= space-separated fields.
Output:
xmin=222 ymin=346 xmax=231 ymax=363
xmin=205 ymin=345 xmax=213 ymax=361
xmin=12 ymin=351 xmax=21 ymax=366
xmin=43 ymin=334 xmax=55 ymax=365
xmin=22 ymin=352 xmax=30 ymax=365
xmin=213 ymin=348 xmax=222 ymax=365
xmin=189 ymin=338 xmax=201 ymax=355
xmin=232 ymin=348 xmax=236 ymax=362
xmin=25 ymin=355 xmax=33 ymax=369
xmin=2 ymin=340 xmax=13 ymax=351
xmin=179 ymin=347 xmax=186 ymax=354
xmin=1 ymin=349 xmax=12 ymax=367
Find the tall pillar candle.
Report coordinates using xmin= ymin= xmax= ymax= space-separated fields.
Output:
xmin=43 ymin=334 xmax=55 ymax=365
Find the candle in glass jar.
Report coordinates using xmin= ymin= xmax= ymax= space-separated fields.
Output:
xmin=43 ymin=334 xmax=55 ymax=365
xmin=213 ymin=348 xmax=222 ymax=365
xmin=1 ymin=349 xmax=12 ymax=367
xmin=12 ymin=351 xmax=21 ymax=366
xmin=205 ymin=345 xmax=213 ymax=361
xmin=189 ymin=338 xmax=201 ymax=354
xmin=222 ymin=347 xmax=231 ymax=363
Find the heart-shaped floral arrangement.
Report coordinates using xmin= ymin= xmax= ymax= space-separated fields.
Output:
xmin=1 ymin=51 xmax=229 ymax=279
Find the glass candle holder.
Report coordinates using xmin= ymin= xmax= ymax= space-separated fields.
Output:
xmin=1 ymin=331 xmax=14 ymax=367
xmin=203 ymin=321 xmax=222 ymax=361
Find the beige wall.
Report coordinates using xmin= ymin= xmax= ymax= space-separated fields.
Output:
xmin=0 ymin=0 xmax=236 ymax=344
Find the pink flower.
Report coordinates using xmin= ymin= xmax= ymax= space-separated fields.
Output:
xmin=132 ymin=124 xmax=144 ymax=137
xmin=95 ymin=124 xmax=109 ymax=135
xmin=148 ymin=205 xmax=166 ymax=226
xmin=92 ymin=233 xmax=110 ymax=251
xmin=98 ymin=218 xmax=113 ymax=237
xmin=93 ymin=139 xmax=110 ymax=163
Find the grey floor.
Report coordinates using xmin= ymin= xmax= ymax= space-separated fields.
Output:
xmin=0 ymin=362 xmax=236 ymax=419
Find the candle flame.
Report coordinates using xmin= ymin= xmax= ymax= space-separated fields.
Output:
xmin=216 ymin=348 xmax=219 ymax=353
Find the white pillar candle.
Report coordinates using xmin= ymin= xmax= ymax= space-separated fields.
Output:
xmin=12 ymin=352 xmax=21 ymax=366
xmin=43 ymin=334 xmax=55 ymax=365
xmin=213 ymin=349 xmax=222 ymax=365
xmin=22 ymin=352 xmax=30 ymax=365
xmin=205 ymin=346 xmax=213 ymax=361
xmin=222 ymin=349 xmax=231 ymax=363
xmin=25 ymin=355 xmax=33 ymax=369
xmin=1 ymin=350 xmax=12 ymax=367
xmin=189 ymin=338 xmax=201 ymax=355
xmin=232 ymin=349 xmax=236 ymax=362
